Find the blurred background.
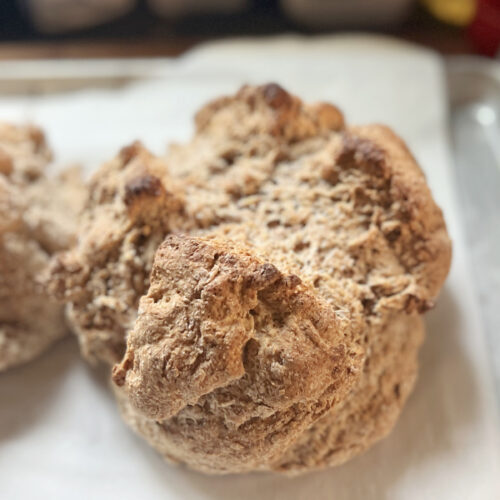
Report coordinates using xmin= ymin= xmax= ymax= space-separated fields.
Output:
xmin=0 ymin=0 xmax=499 ymax=59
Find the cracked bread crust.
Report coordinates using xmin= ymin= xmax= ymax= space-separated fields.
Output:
xmin=168 ymin=86 xmax=450 ymax=317
xmin=46 ymin=84 xmax=451 ymax=472
xmin=0 ymin=122 xmax=52 ymax=182
xmin=24 ymin=166 xmax=86 ymax=253
xmin=115 ymin=313 xmax=422 ymax=475
xmin=0 ymin=123 xmax=84 ymax=372
xmin=111 ymin=84 xmax=451 ymax=473
xmin=0 ymin=231 xmax=67 ymax=372
xmin=49 ymin=142 xmax=189 ymax=365
xmin=272 ymin=312 xmax=425 ymax=473
xmin=112 ymin=234 xmax=363 ymax=472
xmin=0 ymin=176 xmax=21 ymax=234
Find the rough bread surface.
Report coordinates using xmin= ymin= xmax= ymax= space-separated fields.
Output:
xmin=49 ymin=142 xmax=188 ymax=365
xmin=0 ymin=123 xmax=84 ymax=372
xmin=272 ymin=312 xmax=425 ymax=473
xmin=0 ymin=122 xmax=52 ymax=182
xmin=111 ymin=84 xmax=451 ymax=473
xmin=49 ymin=84 xmax=451 ymax=473
xmin=113 ymin=234 xmax=363 ymax=472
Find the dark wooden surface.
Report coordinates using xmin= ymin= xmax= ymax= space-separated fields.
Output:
xmin=0 ymin=3 xmax=473 ymax=60
xmin=0 ymin=30 xmax=472 ymax=61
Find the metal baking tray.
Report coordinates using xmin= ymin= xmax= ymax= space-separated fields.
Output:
xmin=446 ymin=56 xmax=500 ymax=408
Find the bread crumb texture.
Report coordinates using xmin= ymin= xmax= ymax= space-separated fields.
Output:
xmin=52 ymin=84 xmax=451 ymax=473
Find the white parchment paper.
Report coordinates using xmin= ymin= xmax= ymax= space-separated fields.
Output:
xmin=0 ymin=35 xmax=499 ymax=500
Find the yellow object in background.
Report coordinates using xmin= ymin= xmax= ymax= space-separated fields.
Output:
xmin=422 ymin=0 xmax=476 ymax=26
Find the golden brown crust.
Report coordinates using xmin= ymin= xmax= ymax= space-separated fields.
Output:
xmin=349 ymin=125 xmax=452 ymax=303
xmin=0 ymin=232 xmax=67 ymax=372
xmin=0 ymin=122 xmax=52 ymax=182
xmin=48 ymin=84 xmax=451 ymax=473
xmin=0 ymin=123 xmax=84 ymax=372
xmin=108 ymin=85 xmax=451 ymax=473
xmin=272 ymin=313 xmax=425 ymax=473
xmin=195 ymin=83 xmax=344 ymax=143
xmin=49 ymin=141 xmax=189 ymax=365
xmin=0 ymin=177 xmax=21 ymax=234
xmin=112 ymin=234 xmax=362 ymax=472
xmin=115 ymin=312 xmax=423 ymax=474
